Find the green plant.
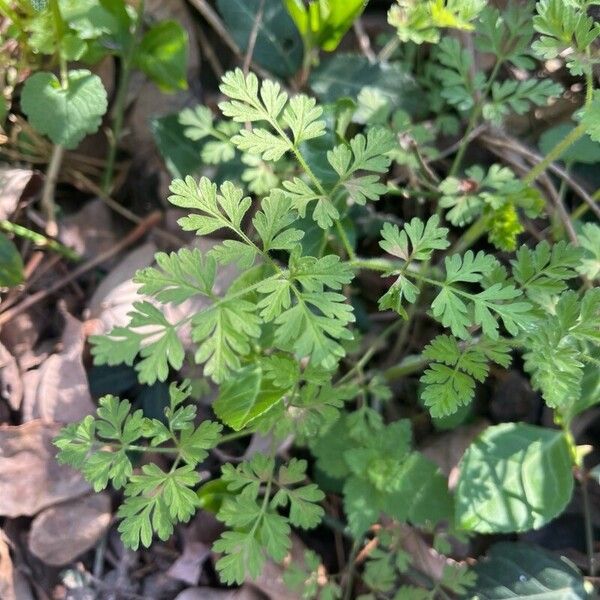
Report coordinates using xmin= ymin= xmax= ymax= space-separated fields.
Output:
xmin=55 ymin=0 xmax=600 ymax=597
xmin=0 ymin=0 xmax=189 ymax=225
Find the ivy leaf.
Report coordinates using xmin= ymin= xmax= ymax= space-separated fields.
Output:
xmin=134 ymin=20 xmax=188 ymax=92
xmin=21 ymin=70 xmax=108 ymax=149
xmin=456 ymin=423 xmax=574 ymax=533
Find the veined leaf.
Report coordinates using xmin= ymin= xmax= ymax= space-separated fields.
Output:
xmin=456 ymin=423 xmax=574 ymax=533
xmin=213 ymin=365 xmax=288 ymax=431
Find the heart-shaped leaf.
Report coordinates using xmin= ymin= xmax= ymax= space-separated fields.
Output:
xmin=21 ymin=69 xmax=108 ymax=150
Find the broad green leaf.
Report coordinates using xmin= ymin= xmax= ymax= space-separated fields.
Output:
xmin=471 ymin=542 xmax=588 ymax=599
xmin=456 ymin=423 xmax=574 ymax=533
xmin=284 ymin=0 xmax=366 ymax=51
xmin=310 ymin=54 xmax=425 ymax=117
xmin=218 ymin=0 xmax=303 ymax=78
xmin=151 ymin=114 xmax=203 ymax=179
xmin=539 ymin=122 xmax=600 ymax=164
xmin=396 ymin=452 xmax=454 ymax=525
xmin=134 ymin=20 xmax=188 ymax=92
xmin=213 ymin=365 xmax=287 ymax=431
xmin=0 ymin=232 xmax=24 ymax=286
xmin=21 ymin=70 xmax=108 ymax=149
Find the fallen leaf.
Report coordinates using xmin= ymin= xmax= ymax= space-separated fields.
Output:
xmin=58 ymin=198 xmax=117 ymax=261
xmin=174 ymin=587 xmax=264 ymax=600
xmin=0 ymin=530 xmax=35 ymax=600
xmin=0 ymin=342 xmax=22 ymax=411
xmin=87 ymin=242 xmax=157 ymax=331
xmin=0 ymin=311 xmax=41 ymax=368
xmin=28 ymin=493 xmax=111 ymax=566
xmin=0 ymin=420 xmax=90 ymax=517
xmin=0 ymin=168 xmax=37 ymax=220
xmin=167 ymin=539 xmax=210 ymax=585
xmin=399 ymin=524 xmax=447 ymax=581
xmin=21 ymin=311 xmax=95 ymax=423
xmin=248 ymin=535 xmax=305 ymax=600
xmin=421 ymin=420 xmax=488 ymax=489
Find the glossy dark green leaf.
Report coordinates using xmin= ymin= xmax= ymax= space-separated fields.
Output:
xmin=134 ymin=20 xmax=188 ymax=92
xmin=151 ymin=114 xmax=203 ymax=179
xmin=456 ymin=423 xmax=574 ymax=533
xmin=310 ymin=55 xmax=426 ymax=117
xmin=471 ymin=542 xmax=588 ymax=599
xmin=217 ymin=0 xmax=303 ymax=78
xmin=0 ymin=232 xmax=24 ymax=287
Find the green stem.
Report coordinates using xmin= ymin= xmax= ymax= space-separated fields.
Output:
xmin=581 ymin=471 xmax=597 ymax=577
xmin=383 ymin=354 xmax=430 ymax=382
xmin=342 ymin=537 xmax=362 ymax=600
xmin=572 ymin=187 xmax=600 ymax=220
xmin=449 ymin=59 xmax=503 ymax=177
xmin=523 ymin=122 xmax=587 ymax=186
xmin=349 ymin=257 xmax=398 ymax=272
xmin=219 ymin=430 xmax=253 ymax=444
xmin=102 ymin=0 xmax=145 ymax=194
xmin=335 ymin=220 xmax=357 ymax=260
xmin=448 ymin=214 xmax=489 ymax=256
xmin=125 ymin=444 xmax=179 ymax=454
xmin=0 ymin=220 xmax=80 ymax=261
xmin=337 ymin=320 xmax=404 ymax=385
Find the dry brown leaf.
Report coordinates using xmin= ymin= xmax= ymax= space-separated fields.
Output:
xmin=21 ymin=311 xmax=95 ymax=423
xmin=58 ymin=198 xmax=117 ymax=261
xmin=174 ymin=587 xmax=265 ymax=600
xmin=0 ymin=420 xmax=90 ymax=517
xmin=0 ymin=168 xmax=37 ymax=220
xmin=247 ymin=535 xmax=305 ymax=600
xmin=87 ymin=242 xmax=157 ymax=331
xmin=0 ymin=529 xmax=35 ymax=600
xmin=167 ymin=540 xmax=210 ymax=586
xmin=28 ymin=493 xmax=111 ymax=566
xmin=421 ymin=420 xmax=489 ymax=489
xmin=399 ymin=524 xmax=447 ymax=581
xmin=0 ymin=311 xmax=42 ymax=368
xmin=0 ymin=342 xmax=22 ymax=411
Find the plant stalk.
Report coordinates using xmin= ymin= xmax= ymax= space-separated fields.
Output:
xmin=0 ymin=220 xmax=79 ymax=261
xmin=580 ymin=471 xmax=597 ymax=577
xmin=523 ymin=122 xmax=587 ymax=186
xmin=40 ymin=143 xmax=64 ymax=237
xmin=102 ymin=0 xmax=145 ymax=194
